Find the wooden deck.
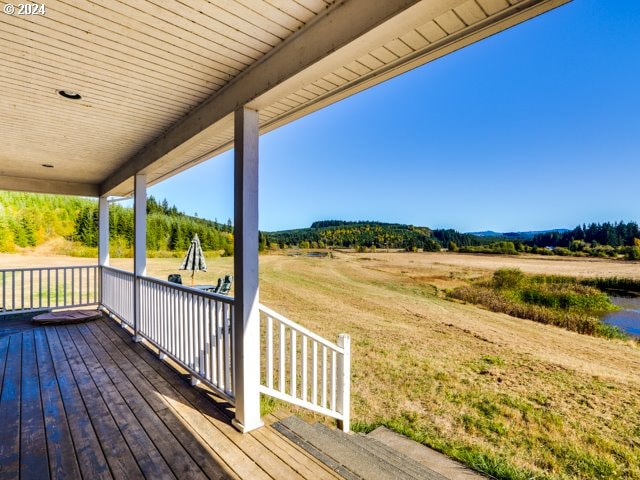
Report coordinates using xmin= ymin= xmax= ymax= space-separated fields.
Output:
xmin=0 ymin=315 xmax=343 ymax=479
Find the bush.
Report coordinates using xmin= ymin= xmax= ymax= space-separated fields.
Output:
xmin=626 ymin=246 xmax=640 ymax=260
xmin=492 ymin=269 xmax=525 ymax=289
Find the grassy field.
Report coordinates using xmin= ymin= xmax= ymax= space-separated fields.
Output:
xmin=2 ymin=250 xmax=639 ymax=479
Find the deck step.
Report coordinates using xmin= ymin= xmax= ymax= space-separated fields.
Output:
xmin=274 ymin=416 xmax=448 ymax=480
xmin=368 ymin=427 xmax=486 ymax=480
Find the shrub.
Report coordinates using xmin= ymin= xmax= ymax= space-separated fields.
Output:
xmin=626 ymin=246 xmax=640 ymax=260
xmin=492 ymin=268 xmax=525 ymax=289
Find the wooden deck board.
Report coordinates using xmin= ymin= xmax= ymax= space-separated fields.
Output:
xmin=45 ymin=327 xmax=112 ymax=479
xmin=0 ymin=316 xmax=341 ymax=479
xmin=63 ymin=324 xmax=177 ymax=480
xmin=54 ymin=326 xmax=146 ymax=479
xmin=74 ymin=323 xmax=209 ymax=480
xmin=94 ymin=320 xmax=271 ymax=480
xmin=33 ymin=328 xmax=82 ymax=480
xmin=20 ymin=330 xmax=50 ymax=479
xmin=0 ymin=334 xmax=22 ymax=480
xmin=86 ymin=321 xmax=239 ymax=480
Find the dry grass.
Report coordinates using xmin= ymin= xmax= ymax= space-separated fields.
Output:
xmin=256 ymin=252 xmax=640 ymax=479
xmin=2 ymin=250 xmax=639 ymax=478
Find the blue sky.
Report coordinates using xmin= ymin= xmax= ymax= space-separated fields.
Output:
xmin=149 ymin=0 xmax=640 ymax=233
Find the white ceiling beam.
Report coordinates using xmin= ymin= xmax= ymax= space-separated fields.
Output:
xmin=99 ymin=0 xmax=445 ymax=195
xmin=0 ymin=175 xmax=99 ymax=197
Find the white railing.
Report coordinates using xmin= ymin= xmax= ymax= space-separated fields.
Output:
xmin=0 ymin=266 xmax=99 ymax=313
xmin=259 ymin=304 xmax=351 ymax=432
xmin=101 ymin=266 xmax=135 ymax=327
xmin=138 ymin=276 xmax=235 ymax=399
xmin=99 ymin=267 xmax=350 ymax=428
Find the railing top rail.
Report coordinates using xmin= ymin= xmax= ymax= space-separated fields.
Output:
xmin=101 ymin=265 xmax=135 ymax=276
xmin=139 ymin=275 xmax=235 ymax=304
xmin=259 ymin=303 xmax=342 ymax=352
xmin=0 ymin=265 xmax=99 ymax=274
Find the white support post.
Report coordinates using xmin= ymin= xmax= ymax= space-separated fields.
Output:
xmin=133 ymin=174 xmax=147 ymax=343
xmin=337 ymin=333 xmax=351 ymax=432
xmin=231 ymin=107 xmax=263 ymax=433
xmin=98 ymin=196 xmax=110 ymax=267
xmin=98 ymin=196 xmax=109 ymax=305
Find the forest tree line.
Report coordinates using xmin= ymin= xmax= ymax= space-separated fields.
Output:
xmin=266 ymin=220 xmax=640 ymax=260
xmin=0 ymin=192 xmax=234 ymax=256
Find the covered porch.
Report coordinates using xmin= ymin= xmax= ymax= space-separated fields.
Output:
xmin=1 ymin=0 xmax=570 ymax=475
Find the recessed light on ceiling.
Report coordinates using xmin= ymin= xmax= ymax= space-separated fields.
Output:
xmin=41 ymin=164 xmax=54 ymax=168
xmin=57 ymin=90 xmax=82 ymax=100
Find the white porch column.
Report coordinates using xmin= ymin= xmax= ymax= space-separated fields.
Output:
xmin=133 ymin=174 xmax=147 ymax=342
xmin=232 ymin=107 xmax=263 ymax=433
xmin=98 ymin=196 xmax=109 ymax=305
xmin=98 ymin=196 xmax=110 ymax=266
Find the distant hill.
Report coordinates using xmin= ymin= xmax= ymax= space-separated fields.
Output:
xmin=266 ymin=220 xmax=490 ymax=251
xmin=469 ymin=229 xmax=570 ymax=240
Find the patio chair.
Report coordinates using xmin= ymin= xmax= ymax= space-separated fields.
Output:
xmin=218 ymin=275 xmax=233 ymax=295
xmin=168 ymin=274 xmax=182 ymax=285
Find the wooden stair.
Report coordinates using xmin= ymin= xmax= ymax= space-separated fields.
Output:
xmin=273 ymin=416 xmax=450 ymax=480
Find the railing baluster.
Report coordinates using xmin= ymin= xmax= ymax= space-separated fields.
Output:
xmin=212 ymin=300 xmax=218 ymax=383
xmin=29 ymin=270 xmax=33 ymax=309
xmin=266 ymin=315 xmax=273 ymax=389
xmin=20 ymin=270 xmax=24 ymax=310
xmin=321 ymin=345 xmax=327 ymax=408
xmin=301 ymin=335 xmax=308 ymax=402
xmin=213 ymin=301 xmax=219 ymax=385
xmin=223 ymin=303 xmax=230 ymax=392
xmin=279 ymin=322 xmax=286 ymax=393
xmin=199 ymin=296 xmax=205 ymax=376
xmin=290 ymin=330 xmax=297 ymax=397
xmin=312 ymin=341 xmax=318 ymax=405
xmin=331 ymin=350 xmax=337 ymax=410
xmin=190 ymin=292 xmax=195 ymax=371
xmin=225 ymin=303 xmax=232 ymax=393
xmin=204 ymin=297 xmax=209 ymax=381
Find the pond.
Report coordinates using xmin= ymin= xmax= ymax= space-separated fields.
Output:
xmin=602 ymin=295 xmax=640 ymax=337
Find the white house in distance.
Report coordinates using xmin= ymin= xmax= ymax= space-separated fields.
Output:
xmin=1 ymin=0 xmax=570 ymax=436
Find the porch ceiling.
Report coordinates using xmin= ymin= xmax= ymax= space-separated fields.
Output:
xmin=0 ymin=0 xmax=569 ymax=197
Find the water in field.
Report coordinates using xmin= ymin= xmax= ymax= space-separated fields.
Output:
xmin=602 ymin=295 xmax=640 ymax=337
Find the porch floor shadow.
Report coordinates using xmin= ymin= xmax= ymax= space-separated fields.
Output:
xmin=0 ymin=316 xmax=343 ymax=479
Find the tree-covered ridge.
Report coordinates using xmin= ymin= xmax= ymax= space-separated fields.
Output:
xmin=532 ymin=221 xmax=640 ymax=248
xmin=0 ymin=192 xmax=233 ymax=256
xmin=266 ymin=221 xmax=489 ymax=251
